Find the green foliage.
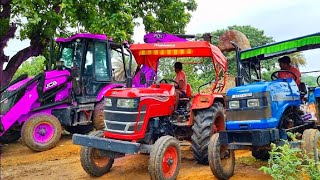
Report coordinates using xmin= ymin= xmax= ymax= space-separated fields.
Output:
xmin=211 ymin=25 xmax=275 ymax=76
xmin=238 ymin=156 xmax=261 ymax=166
xmin=13 ymin=56 xmax=46 ymax=79
xmin=259 ymin=140 xmax=320 ymax=180
xmin=9 ymin=0 xmax=197 ymax=43
xmin=302 ymin=75 xmax=318 ymax=87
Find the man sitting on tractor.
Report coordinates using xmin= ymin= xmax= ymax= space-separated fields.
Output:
xmin=174 ymin=62 xmax=187 ymax=111
xmin=278 ymin=56 xmax=301 ymax=85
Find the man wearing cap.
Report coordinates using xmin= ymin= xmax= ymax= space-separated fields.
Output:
xmin=278 ymin=56 xmax=301 ymax=85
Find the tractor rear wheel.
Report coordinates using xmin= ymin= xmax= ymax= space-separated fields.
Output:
xmin=302 ymin=129 xmax=320 ymax=162
xmin=80 ymin=130 xmax=114 ymax=177
xmin=21 ymin=114 xmax=62 ymax=151
xmin=93 ymin=101 xmax=105 ymax=130
xmin=148 ymin=136 xmax=181 ymax=180
xmin=191 ymin=102 xmax=225 ymax=164
xmin=208 ymin=133 xmax=235 ymax=180
xmin=0 ymin=129 xmax=21 ymax=144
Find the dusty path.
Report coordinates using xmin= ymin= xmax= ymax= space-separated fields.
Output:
xmin=1 ymin=135 xmax=271 ymax=180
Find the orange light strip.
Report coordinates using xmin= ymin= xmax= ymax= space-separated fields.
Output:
xmin=139 ymin=49 xmax=193 ymax=56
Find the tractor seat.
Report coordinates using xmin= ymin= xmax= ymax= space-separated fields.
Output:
xmin=299 ymin=82 xmax=308 ymax=97
xmin=180 ymin=84 xmax=192 ymax=101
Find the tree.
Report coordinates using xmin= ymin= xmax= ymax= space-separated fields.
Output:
xmin=211 ymin=25 xmax=275 ymax=75
xmin=12 ymin=56 xmax=45 ymax=80
xmin=0 ymin=0 xmax=197 ymax=87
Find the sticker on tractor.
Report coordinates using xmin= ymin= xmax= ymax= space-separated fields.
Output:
xmin=231 ymin=93 xmax=252 ymax=98
xmin=45 ymin=81 xmax=57 ymax=89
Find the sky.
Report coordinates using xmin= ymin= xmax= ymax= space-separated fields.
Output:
xmin=133 ymin=0 xmax=320 ymax=74
xmin=5 ymin=0 xmax=320 ymax=74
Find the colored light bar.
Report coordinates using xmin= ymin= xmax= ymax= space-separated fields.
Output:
xmin=139 ymin=49 xmax=193 ymax=55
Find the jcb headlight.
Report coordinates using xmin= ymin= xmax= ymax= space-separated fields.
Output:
xmin=229 ymin=101 xmax=240 ymax=109
xmin=117 ymin=99 xmax=138 ymax=108
xmin=247 ymin=99 xmax=260 ymax=107
xmin=105 ymin=98 xmax=112 ymax=107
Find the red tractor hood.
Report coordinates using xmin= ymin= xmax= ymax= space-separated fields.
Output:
xmin=104 ymin=84 xmax=175 ymax=98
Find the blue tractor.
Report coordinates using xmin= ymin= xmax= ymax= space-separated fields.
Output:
xmin=209 ymin=32 xmax=320 ymax=179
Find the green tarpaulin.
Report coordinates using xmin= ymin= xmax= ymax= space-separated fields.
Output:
xmin=240 ymin=32 xmax=320 ymax=61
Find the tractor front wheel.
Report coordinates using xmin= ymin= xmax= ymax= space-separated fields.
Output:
xmin=208 ymin=133 xmax=235 ymax=180
xmin=21 ymin=114 xmax=62 ymax=151
xmin=148 ymin=136 xmax=181 ymax=180
xmin=191 ymin=102 xmax=225 ymax=164
xmin=302 ymin=129 xmax=320 ymax=162
xmin=80 ymin=130 xmax=114 ymax=177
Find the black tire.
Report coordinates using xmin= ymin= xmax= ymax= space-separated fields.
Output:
xmin=64 ymin=124 xmax=94 ymax=134
xmin=252 ymin=146 xmax=270 ymax=160
xmin=80 ymin=130 xmax=114 ymax=177
xmin=93 ymin=101 xmax=105 ymax=130
xmin=302 ymin=129 xmax=320 ymax=162
xmin=208 ymin=133 xmax=235 ymax=180
xmin=0 ymin=129 xmax=21 ymax=144
xmin=191 ymin=102 xmax=225 ymax=164
xmin=149 ymin=136 xmax=181 ymax=180
xmin=21 ymin=114 xmax=62 ymax=152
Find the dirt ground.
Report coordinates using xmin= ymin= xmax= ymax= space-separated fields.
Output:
xmin=0 ymin=135 xmax=271 ymax=180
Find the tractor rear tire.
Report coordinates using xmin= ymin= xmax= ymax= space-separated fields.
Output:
xmin=191 ymin=102 xmax=225 ymax=164
xmin=0 ymin=129 xmax=21 ymax=144
xmin=21 ymin=114 xmax=62 ymax=152
xmin=208 ymin=133 xmax=235 ymax=180
xmin=93 ymin=101 xmax=105 ymax=130
xmin=64 ymin=124 xmax=94 ymax=134
xmin=148 ymin=136 xmax=181 ymax=180
xmin=302 ymin=129 xmax=320 ymax=162
xmin=80 ymin=130 xmax=114 ymax=177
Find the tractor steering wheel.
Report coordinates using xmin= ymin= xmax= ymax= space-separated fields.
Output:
xmin=159 ymin=79 xmax=180 ymax=89
xmin=317 ymin=76 xmax=320 ymax=86
xmin=271 ymin=70 xmax=297 ymax=81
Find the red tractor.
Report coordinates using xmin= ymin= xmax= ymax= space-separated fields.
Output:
xmin=73 ymin=40 xmax=228 ymax=179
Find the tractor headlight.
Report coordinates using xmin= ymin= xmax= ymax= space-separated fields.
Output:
xmin=105 ymin=98 xmax=112 ymax=107
xmin=247 ymin=99 xmax=260 ymax=108
xmin=229 ymin=101 xmax=240 ymax=109
xmin=117 ymin=99 xmax=138 ymax=108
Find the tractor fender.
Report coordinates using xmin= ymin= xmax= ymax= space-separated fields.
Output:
xmin=314 ymin=87 xmax=320 ymax=98
xmin=96 ymin=84 xmax=124 ymax=101
xmin=191 ymin=93 xmax=225 ymax=110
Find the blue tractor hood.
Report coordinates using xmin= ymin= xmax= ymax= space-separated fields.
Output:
xmin=226 ymin=81 xmax=272 ymax=96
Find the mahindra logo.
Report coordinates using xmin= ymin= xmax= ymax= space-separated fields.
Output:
xmin=154 ymin=44 xmax=176 ymax=47
xmin=111 ymin=91 xmax=118 ymax=95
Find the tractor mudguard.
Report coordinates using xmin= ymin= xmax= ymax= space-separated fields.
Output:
xmin=191 ymin=94 xmax=224 ymax=110
xmin=314 ymin=87 xmax=320 ymax=98
xmin=96 ymin=84 xmax=124 ymax=102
